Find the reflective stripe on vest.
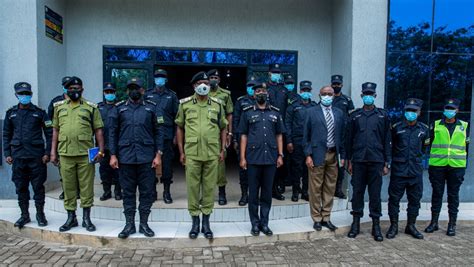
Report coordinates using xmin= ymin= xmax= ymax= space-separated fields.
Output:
xmin=429 ymin=119 xmax=468 ymax=168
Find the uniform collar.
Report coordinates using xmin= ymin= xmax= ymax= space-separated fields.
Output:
xmin=16 ymin=103 xmax=35 ymax=110
xmin=192 ymin=94 xmax=211 ymax=105
xmin=440 ymin=118 xmax=461 ymax=126
xmin=126 ymin=99 xmax=145 ymax=106
xmin=253 ymin=104 xmax=271 ymax=111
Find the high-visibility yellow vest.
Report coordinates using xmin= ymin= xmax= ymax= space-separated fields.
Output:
xmin=429 ymin=119 xmax=468 ymax=168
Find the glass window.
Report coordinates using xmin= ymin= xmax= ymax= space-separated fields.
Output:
xmin=110 ymin=68 xmax=149 ymax=101
xmin=105 ymin=48 xmax=152 ymax=62
xmin=388 ymin=0 xmax=433 ymax=52
xmin=433 ymin=0 xmax=474 ymax=54
xmin=202 ymin=51 xmax=247 ymax=64
xmin=156 ymin=50 xmax=191 ymax=62
xmin=251 ymin=52 xmax=296 ymax=65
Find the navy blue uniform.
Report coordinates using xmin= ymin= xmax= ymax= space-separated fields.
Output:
xmin=239 ymin=105 xmax=285 ymax=227
xmin=98 ymin=102 xmax=120 ymax=190
xmin=109 ymin=99 xmax=163 ymax=216
xmin=347 ymin=107 xmax=392 ymax=218
xmin=3 ymin=104 xmax=52 ymax=207
xmin=388 ymin=120 xmax=429 ymax=218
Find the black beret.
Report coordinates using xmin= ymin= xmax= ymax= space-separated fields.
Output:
xmin=65 ymin=76 xmax=83 ymax=88
xmin=206 ymin=69 xmax=220 ymax=77
xmin=14 ymin=82 xmax=32 ymax=93
xmin=154 ymin=68 xmax=168 ymax=77
xmin=445 ymin=98 xmax=461 ymax=109
xmin=362 ymin=82 xmax=377 ymax=93
xmin=61 ymin=76 xmax=71 ymax=86
xmin=269 ymin=63 xmax=282 ymax=73
xmin=284 ymin=74 xmax=295 ymax=84
xmin=127 ymin=77 xmax=143 ymax=88
xmin=404 ymin=98 xmax=423 ymax=110
xmin=299 ymin=80 xmax=312 ymax=90
xmin=331 ymin=75 xmax=343 ymax=84
xmin=190 ymin=71 xmax=209 ymax=84
xmin=103 ymin=82 xmax=116 ymax=91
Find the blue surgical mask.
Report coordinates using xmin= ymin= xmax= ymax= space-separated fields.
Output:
xmin=404 ymin=111 xmax=418 ymax=122
xmin=362 ymin=95 xmax=375 ymax=106
xmin=247 ymin=86 xmax=254 ymax=96
xmin=63 ymin=87 xmax=67 ymax=95
xmin=443 ymin=109 xmax=457 ymax=119
xmin=270 ymin=73 xmax=282 ymax=83
xmin=300 ymin=92 xmax=312 ymax=100
xmin=320 ymin=95 xmax=333 ymax=106
xmin=285 ymin=84 xmax=295 ymax=91
xmin=17 ymin=95 xmax=32 ymax=105
xmin=155 ymin=77 xmax=167 ymax=87
xmin=104 ymin=93 xmax=116 ymax=102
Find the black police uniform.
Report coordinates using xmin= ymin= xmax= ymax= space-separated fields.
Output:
xmin=3 ymin=85 xmax=52 ymax=227
xmin=239 ymin=104 xmax=285 ymax=229
xmin=109 ymin=99 xmax=163 ymax=223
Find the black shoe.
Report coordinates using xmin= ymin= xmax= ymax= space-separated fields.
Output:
xmin=313 ymin=222 xmax=322 ymax=231
xmin=59 ymin=192 xmax=64 ymax=200
xmin=251 ymin=225 xmax=260 ymax=236
xmin=334 ymin=190 xmax=346 ymax=199
xmin=100 ymin=191 xmax=112 ymax=201
xmin=301 ymin=192 xmax=309 ymax=201
xmin=114 ymin=184 xmax=122 ymax=201
xmin=347 ymin=216 xmax=360 ymax=238
xmin=447 ymin=214 xmax=457 ymax=236
xmin=35 ymin=205 xmax=48 ymax=227
xmin=14 ymin=203 xmax=30 ymax=229
xmin=291 ymin=187 xmax=299 ymax=202
xmin=239 ymin=185 xmax=248 ymax=206
xmin=139 ymin=213 xmax=154 ymax=237
xmin=82 ymin=207 xmax=96 ymax=232
xmin=322 ymin=221 xmax=338 ymax=231
xmin=372 ymin=218 xmax=383 ymax=242
xmin=405 ymin=224 xmax=423 ymax=239
xmin=189 ymin=216 xmax=200 ymax=239
xmin=386 ymin=216 xmax=398 ymax=239
xmin=201 ymin=214 xmax=213 ymax=239
xmin=218 ymin=186 xmax=227 ymax=206
xmin=272 ymin=192 xmax=285 ymax=201
xmin=260 ymin=225 xmax=273 ymax=236
xmin=424 ymin=212 xmax=440 ymax=233
xmin=163 ymin=183 xmax=173 ymax=204
xmin=277 ymin=185 xmax=285 ymax=194
xmin=59 ymin=210 xmax=78 ymax=232
xmin=118 ymin=214 xmax=136 ymax=239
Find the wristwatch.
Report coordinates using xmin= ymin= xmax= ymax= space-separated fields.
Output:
xmin=98 ymin=151 xmax=105 ymax=157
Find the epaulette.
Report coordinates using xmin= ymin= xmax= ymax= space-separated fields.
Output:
xmin=179 ymin=96 xmax=193 ymax=104
xmin=288 ymin=99 xmax=295 ymax=105
xmin=167 ymin=89 xmax=177 ymax=95
xmin=53 ymin=100 xmax=66 ymax=107
xmin=115 ymin=100 xmax=126 ymax=106
xmin=210 ymin=96 xmax=223 ymax=105
xmin=7 ymin=105 xmax=17 ymax=112
xmin=243 ymin=105 xmax=253 ymax=111
xmin=376 ymin=107 xmax=388 ymax=116
xmin=85 ymin=100 xmax=98 ymax=108
xmin=392 ymin=121 xmax=402 ymax=129
xmin=419 ymin=122 xmax=429 ymax=129
xmin=237 ymin=95 xmax=246 ymax=101
xmin=345 ymin=95 xmax=352 ymax=101
xmin=270 ymin=105 xmax=280 ymax=112
xmin=145 ymin=99 xmax=157 ymax=106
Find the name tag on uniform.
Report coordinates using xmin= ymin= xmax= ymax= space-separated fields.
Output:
xmin=145 ymin=107 xmax=152 ymax=112
xmin=396 ymin=130 xmax=406 ymax=134
xmin=119 ymin=108 xmax=128 ymax=112
xmin=269 ymin=115 xmax=277 ymax=120
xmin=32 ymin=113 xmax=40 ymax=117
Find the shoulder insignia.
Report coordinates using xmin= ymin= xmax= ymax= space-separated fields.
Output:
xmin=115 ymin=100 xmax=126 ymax=106
xmin=221 ymin=88 xmax=231 ymax=95
xmin=270 ymin=105 xmax=280 ymax=112
xmin=44 ymin=120 xmax=53 ymax=128
xmin=168 ymin=89 xmax=177 ymax=95
xmin=85 ymin=101 xmax=98 ymax=108
xmin=179 ymin=96 xmax=193 ymax=104
xmin=157 ymin=116 xmax=165 ymax=124
xmin=145 ymin=99 xmax=157 ymax=106
xmin=53 ymin=100 xmax=66 ymax=107
xmin=210 ymin=97 xmax=223 ymax=105
xmin=392 ymin=121 xmax=402 ymax=129
xmin=419 ymin=122 xmax=428 ymax=129
xmin=237 ymin=95 xmax=246 ymax=101
xmin=243 ymin=105 xmax=253 ymax=111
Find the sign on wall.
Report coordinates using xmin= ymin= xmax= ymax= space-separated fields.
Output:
xmin=45 ymin=6 xmax=63 ymax=44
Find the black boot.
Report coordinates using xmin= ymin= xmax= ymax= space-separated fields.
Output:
xmin=424 ymin=212 xmax=439 ymax=233
xmin=218 ymin=186 xmax=227 ymax=205
xmin=82 ymin=207 xmax=96 ymax=232
xmin=447 ymin=214 xmax=457 ymax=236
xmin=59 ymin=191 xmax=64 ymax=200
xmin=291 ymin=186 xmax=299 ymax=202
xmin=405 ymin=215 xmax=423 ymax=239
xmin=347 ymin=216 xmax=360 ymax=238
xmin=163 ymin=183 xmax=173 ymax=204
xmin=114 ymin=183 xmax=122 ymax=200
xmin=189 ymin=216 xmax=200 ymax=239
xmin=238 ymin=185 xmax=248 ymax=206
xmin=334 ymin=178 xmax=346 ymax=199
xmin=59 ymin=210 xmax=78 ymax=232
xmin=272 ymin=185 xmax=285 ymax=201
xmin=386 ymin=215 xmax=398 ymax=239
xmin=35 ymin=204 xmax=48 ymax=227
xmin=14 ymin=203 xmax=31 ymax=229
xmin=139 ymin=213 xmax=155 ymax=237
xmin=118 ymin=213 xmax=136 ymax=239
xmin=372 ymin=217 xmax=383 ymax=242
xmin=100 ymin=184 xmax=112 ymax=201
xmin=201 ymin=214 xmax=213 ymax=239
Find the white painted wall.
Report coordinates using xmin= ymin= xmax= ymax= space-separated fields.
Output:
xmin=65 ymin=0 xmax=333 ymax=102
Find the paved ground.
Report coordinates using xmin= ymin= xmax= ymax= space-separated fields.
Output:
xmin=1 ymin=222 xmax=473 ymax=266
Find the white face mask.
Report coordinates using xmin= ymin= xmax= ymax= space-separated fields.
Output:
xmin=195 ymin=83 xmax=210 ymax=96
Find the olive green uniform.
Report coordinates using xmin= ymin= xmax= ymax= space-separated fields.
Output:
xmin=53 ymin=99 xmax=104 ymax=211
xmin=175 ymin=94 xmax=227 ymax=216
xmin=209 ymin=87 xmax=233 ymax=187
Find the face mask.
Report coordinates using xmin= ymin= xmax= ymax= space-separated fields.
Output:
xmin=210 ymin=80 xmax=219 ymax=89
xmin=17 ymin=95 xmax=32 ymax=105
xmin=129 ymin=90 xmax=142 ymax=101
xmin=104 ymin=93 xmax=116 ymax=102
xmin=443 ymin=109 xmax=457 ymax=119
xmin=300 ymin=92 xmax=312 ymax=100
xmin=320 ymin=95 xmax=333 ymax=106
xmin=154 ymin=77 xmax=167 ymax=87
xmin=67 ymin=90 xmax=82 ymax=101
xmin=256 ymin=93 xmax=267 ymax=104
xmin=195 ymin=83 xmax=210 ymax=96
xmin=332 ymin=86 xmax=342 ymax=94
xmin=404 ymin=111 xmax=418 ymax=122
xmin=362 ymin=95 xmax=375 ymax=106
xmin=285 ymin=84 xmax=295 ymax=91
xmin=270 ymin=73 xmax=282 ymax=83
xmin=247 ymin=86 xmax=254 ymax=96
xmin=63 ymin=87 xmax=67 ymax=95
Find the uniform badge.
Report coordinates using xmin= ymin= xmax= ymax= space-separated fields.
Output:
xmin=157 ymin=116 xmax=164 ymax=124
xmin=44 ymin=120 xmax=53 ymax=127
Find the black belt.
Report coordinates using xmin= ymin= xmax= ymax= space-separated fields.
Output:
xmin=327 ymin=147 xmax=336 ymax=153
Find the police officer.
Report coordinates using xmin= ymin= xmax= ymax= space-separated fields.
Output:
xmin=3 ymin=82 xmax=52 ymax=228
xmin=207 ymin=69 xmax=233 ymax=206
xmin=175 ymin=71 xmax=227 ymax=239
xmin=232 ymin=77 xmax=257 ymax=206
xmin=109 ymin=78 xmax=163 ymax=239
xmin=331 ymin=75 xmax=354 ymax=199
xmin=286 ymin=80 xmax=316 ymax=202
xmin=50 ymin=76 xmax=105 ymax=232
xmin=97 ymin=82 xmax=121 ymax=201
xmin=346 ymin=82 xmax=391 ymax=242
xmin=386 ymin=98 xmax=428 ymax=240
xmin=425 ymin=98 xmax=469 ymax=237
xmin=145 ymin=68 xmax=179 ymax=204
xmin=282 ymin=74 xmax=299 ymax=190
xmin=239 ymin=81 xmax=285 ymax=236
xmin=267 ymin=63 xmax=288 ymax=200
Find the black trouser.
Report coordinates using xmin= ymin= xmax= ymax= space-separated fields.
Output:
xmin=160 ymin=139 xmax=174 ymax=185
xmin=429 ymin=166 xmax=465 ymax=215
xmin=290 ymin=143 xmax=308 ymax=193
xmin=236 ymin=148 xmax=248 ymax=188
xmin=388 ymin=175 xmax=423 ymax=218
xmin=336 ymin=166 xmax=345 ymax=190
xmin=99 ymin=150 xmax=119 ymax=187
xmin=248 ymin=164 xmax=276 ymax=227
xmin=350 ymin=162 xmax=384 ymax=218
xmin=12 ymin=158 xmax=47 ymax=206
xmin=119 ymin=163 xmax=155 ymax=216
